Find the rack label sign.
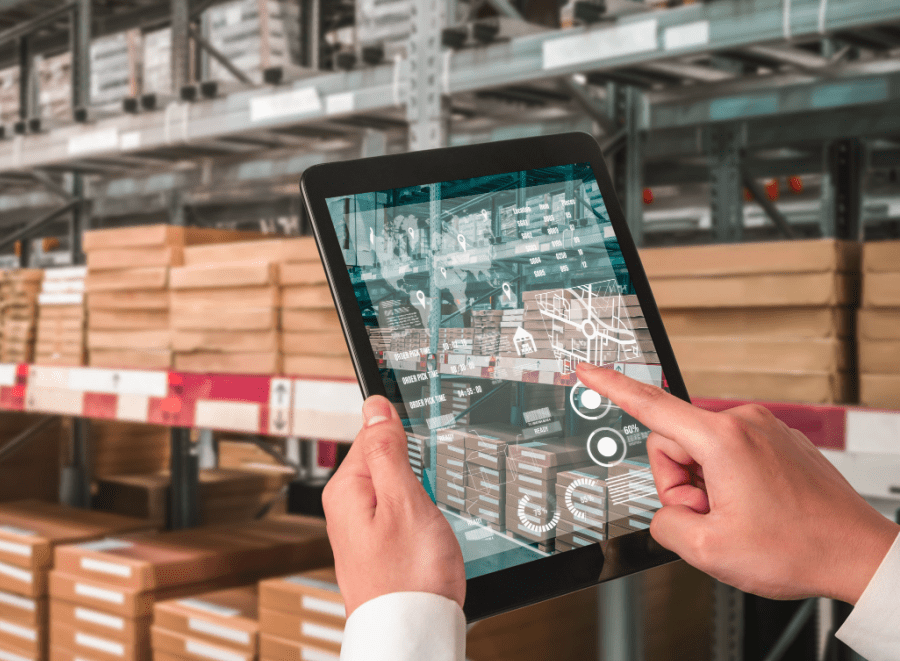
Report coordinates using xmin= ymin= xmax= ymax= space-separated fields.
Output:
xmin=542 ymin=19 xmax=658 ymax=71
xmin=250 ymin=88 xmax=322 ymax=123
xmin=68 ymin=129 xmax=119 ymax=156
xmin=0 ymin=365 xmax=15 ymax=387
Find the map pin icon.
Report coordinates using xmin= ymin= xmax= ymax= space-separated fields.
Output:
xmin=407 ymin=227 xmax=415 ymax=242
xmin=416 ymin=290 xmax=427 ymax=307
xmin=441 ymin=267 xmax=447 ymax=278
xmin=502 ymin=282 xmax=511 ymax=300
xmin=457 ymin=234 xmax=467 ymax=251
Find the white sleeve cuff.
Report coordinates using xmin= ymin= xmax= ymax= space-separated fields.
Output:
xmin=340 ymin=592 xmax=466 ymax=661
xmin=836 ymin=529 xmax=900 ymax=661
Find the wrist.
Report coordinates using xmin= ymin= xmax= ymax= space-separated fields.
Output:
xmin=826 ymin=515 xmax=900 ymax=605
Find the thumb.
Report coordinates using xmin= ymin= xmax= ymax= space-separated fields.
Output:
xmin=358 ymin=396 xmax=420 ymax=495
xmin=649 ymin=504 xmax=714 ymax=570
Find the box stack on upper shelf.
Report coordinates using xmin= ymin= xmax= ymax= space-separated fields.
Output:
xmin=34 ymin=267 xmax=87 ymax=367
xmin=141 ymin=28 xmax=174 ymax=99
xmin=49 ymin=516 xmax=331 ymax=661
xmin=859 ymin=240 xmax=900 ymax=409
xmin=201 ymin=0 xmax=302 ymax=84
xmin=642 ymin=239 xmax=859 ymax=404
xmin=152 ymin=586 xmax=259 ymax=661
xmin=1 ymin=269 xmax=43 ymax=364
xmin=84 ymin=225 xmax=262 ymax=370
xmin=94 ymin=467 xmax=294 ymax=528
xmin=90 ymin=30 xmax=142 ymax=108
xmin=0 ymin=67 xmax=19 ymax=125
xmin=34 ymin=53 xmax=72 ymax=124
xmin=0 ymin=501 xmax=151 ymax=661
xmin=258 ymin=567 xmax=345 ymax=661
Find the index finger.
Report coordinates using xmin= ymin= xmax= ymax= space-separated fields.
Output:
xmin=575 ymin=363 xmax=718 ymax=462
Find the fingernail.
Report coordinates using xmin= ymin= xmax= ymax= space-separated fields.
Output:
xmin=578 ymin=362 xmax=602 ymax=372
xmin=363 ymin=396 xmax=393 ymax=426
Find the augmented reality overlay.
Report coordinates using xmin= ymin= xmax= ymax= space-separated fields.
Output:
xmin=326 ymin=163 xmax=668 ymax=579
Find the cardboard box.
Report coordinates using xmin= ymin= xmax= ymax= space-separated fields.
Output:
xmin=51 ymin=621 xmax=147 ymax=661
xmin=154 ymin=586 xmax=258 ymax=654
xmin=89 ymin=349 xmax=172 ymax=370
xmin=50 ymin=600 xmax=149 ymax=649
xmin=860 ymin=374 xmax=900 ymax=410
xmin=83 ymin=226 xmax=262 ymax=252
xmin=858 ymin=309 xmax=900 ymax=341
xmin=170 ymin=287 xmax=279 ymax=310
xmin=260 ymin=633 xmax=340 ymax=661
xmin=183 ymin=238 xmax=318 ymax=266
xmin=151 ymin=626 xmax=252 ymax=661
xmin=862 ymin=240 xmax=900 ymax=273
xmin=280 ymin=333 xmax=348 ymax=356
xmin=282 ymin=356 xmax=354 ymax=378
xmin=506 ymin=439 xmax=590 ymax=470
xmin=88 ymin=330 xmax=171 ymax=351
xmin=175 ymin=352 xmax=281 ymax=375
xmin=0 ymin=592 xmax=44 ymax=628
xmin=172 ymin=308 xmax=279 ymax=332
xmin=281 ymin=287 xmax=334 ymax=310
xmin=640 ymin=239 xmax=859 ymax=278
xmin=0 ymin=615 xmax=44 ymax=656
xmin=170 ymin=263 xmax=279 ymax=290
xmin=86 ymin=247 xmax=185 ymax=271
xmin=681 ymin=368 xmax=852 ymax=404
xmin=280 ymin=263 xmax=326 ymax=286
xmin=651 ymin=273 xmax=855 ymax=309
xmin=88 ymin=291 xmax=169 ymax=311
xmin=173 ymin=330 xmax=279 ymax=353
xmin=859 ymin=340 xmax=900 ymax=374
xmin=863 ymin=273 xmax=900 ymax=308
xmin=661 ymin=307 xmax=850 ymax=339
xmin=670 ymin=337 xmax=848 ymax=372
xmin=88 ymin=311 xmax=169 ymax=331
xmin=85 ymin=269 xmax=169 ymax=293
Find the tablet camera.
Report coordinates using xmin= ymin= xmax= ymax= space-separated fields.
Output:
xmin=570 ymin=380 xmax=612 ymax=420
xmin=586 ymin=427 xmax=627 ymax=468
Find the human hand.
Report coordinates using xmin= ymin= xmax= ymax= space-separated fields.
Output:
xmin=576 ymin=363 xmax=900 ymax=605
xmin=322 ymin=395 xmax=466 ymax=616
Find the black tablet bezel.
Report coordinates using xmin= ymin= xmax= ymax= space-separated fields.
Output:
xmin=300 ymin=132 xmax=685 ymax=622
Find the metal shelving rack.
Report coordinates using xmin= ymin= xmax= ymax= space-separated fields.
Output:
xmin=0 ymin=0 xmax=898 ymax=658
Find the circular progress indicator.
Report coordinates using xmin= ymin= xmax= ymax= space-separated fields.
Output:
xmin=516 ymin=495 xmax=560 ymax=533
xmin=570 ymin=380 xmax=612 ymax=420
xmin=564 ymin=478 xmax=602 ymax=522
xmin=586 ymin=427 xmax=628 ymax=468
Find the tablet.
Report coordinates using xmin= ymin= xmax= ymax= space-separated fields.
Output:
xmin=301 ymin=132 xmax=687 ymax=620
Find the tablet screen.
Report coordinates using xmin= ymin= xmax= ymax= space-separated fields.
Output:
xmin=324 ymin=162 xmax=668 ymax=578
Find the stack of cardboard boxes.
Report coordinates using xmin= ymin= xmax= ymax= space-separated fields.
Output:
xmin=49 ymin=517 xmax=331 ymax=661
xmin=643 ymin=239 xmax=858 ymax=404
xmin=859 ymin=240 xmax=900 ymax=408
xmin=259 ymin=567 xmax=345 ymax=661
xmin=554 ymin=465 xmax=607 ymax=552
xmin=435 ymin=428 xmax=467 ymax=513
xmin=0 ymin=501 xmax=150 ymax=661
xmin=1 ymin=270 xmax=43 ymax=364
xmin=462 ymin=423 xmax=523 ymax=532
xmin=34 ymin=267 xmax=87 ymax=367
xmin=84 ymin=225 xmax=257 ymax=370
xmin=89 ymin=31 xmax=142 ymax=107
xmin=152 ymin=586 xmax=259 ymax=661
xmin=91 ymin=421 xmax=171 ymax=481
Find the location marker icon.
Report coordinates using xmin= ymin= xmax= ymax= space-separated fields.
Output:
xmin=502 ymin=282 xmax=512 ymax=300
xmin=416 ymin=290 xmax=427 ymax=307
xmin=457 ymin=234 xmax=467 ymax=251
xmin=441 ymin=267 xmax=447 ymax=278
xmin=407 ymin=227 xmax=416 ymax=242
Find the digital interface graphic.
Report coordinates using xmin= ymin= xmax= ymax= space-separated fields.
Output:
xmin=326 ymin=163 xmax=668 ymax=579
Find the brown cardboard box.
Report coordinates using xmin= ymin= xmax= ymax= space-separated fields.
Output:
xmin=170 ymin=287 xmax=279 ymax=311
xmin=170 ymin=263 xmax=279 ymax=290
xmin=0 ymin=639 xmax=38 ymax=661
xmin=84 ymin=269 xmax=168 ymax=293
xmin=0 ymin=593 xmax=45 ymax=628
xmin=88 ymin=311 xmax=169 ymax=331
xmin=859 ymin=341 xmax=900 ymax=374
xmin=860 ymin=374 xmax=900 ymax=409
xmin=88 ymin=350 xmax=172 ymax=370
xmin=173 ymin=330 xmax=279 ymax=353
xmin=282 ymin=356 xmax=355 ymax=378
xmin=863 ymin=273 xmax=900 ymax=308
xmin=858 ymin=309 xmax=900 ymax=340
xmin=0 ymin=614 xmax=44 ymax=656
xmin=260 ymin=633 xmax=340 ymax=661
xmin=50 ymin=600 xmax=149 ymax=650
xmin=82 ymin=226 xmax=262 ymax=252
xmin=259 ymin=568 xmax=342 ymax=623
xmin=87 ymin=291 xmax=169 ymax=311
xmin=640 ymin=239 xmax=859 ymax=278
xmin=280 ymin=263 xmax=326 ymax=286
xmin=259 ymin=608 xmax=346 ymax=648
xmin=183 ymin=239 xmax=318 ymax=266
xmin=86 ymin=247 xmax=185 ymax=271
xmin=681 ymin=368 xmax=851 ymax=404
xmin=151 ymin=626 xmax=252 ymax=661
xmin=281 ymin=287 xmax=334 ymax=309
xmin=670 ymin=337 xmax=848 ymax=372
xmin=51 ymin=621 xmax=148 ymax=661
xmin=153 ymin=587 xmax=257 ymax=654
xmin=175 ymin=352 xmax=281 ymax=375
xmin=661 ymin=307 xmax=850 ymax=339
xmin=87 ymin=331 xmax=171 ymax=351
xmin=280 ymin=333 xmax=347 ymax=356
xmin=651 ymin=273 xmax=856 ymax=309
xmin=280 ymin=310 xmax=341 ymax=332
xmin=171 ymin=308 xmax=279 ymax=332
xmin=862 ymin=240 xmax=900 ymax=273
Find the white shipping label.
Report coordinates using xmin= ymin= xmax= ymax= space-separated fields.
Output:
xmin=0 ymin=619 xmax=35 ymax=641
xmin=68 ymin=128 xmax=119 ymax=156
xmin=542 ymin=19 xmax=658 ymax=70
xmin=663 ymin=20 xmax=710 ymax=50
xmin=68 ymin=368 xmax=167 ymax=397
xmin=75 ymin=583 xmax=124 ymax=605
xmin=520 ymin=450 xmax=544 ymax=460
xmin=75 ymin=632 xmax=124 ymax=656
xmin=250 ymin=88 xmax=322 ymax=123
xmin=0 ymin=365 xmax=16 ymax=387
xmin=0 ymin=540 xmax=31 ymax=558
xmin=195 ymin=400 xmax=260 ymax=433
xmin=78 ymin=539 xmax=133 ymax=553
xmin=75 ymin=607 xmax=124 ymax=631
xmin=301 ymin=596 xmax=345 ymax=620
xmin=301 ymin=622 xmax=344 ymax=645
xmin=186 ymin=639 xmax=245 ymax=661
xmin=0 ymin=592 xmax=33 ymax=611
xmin=301 ymin=647 xmax=340 ymax=661
xmin=80 ymin=558 xmax=132 ymax=578
xmin=0 ymin=562 xmax=30 ymax=584
xmin=188 ymin=618 xmax=250 ymax=645
xmin=178 ymin=599 xmax=239 ymax=618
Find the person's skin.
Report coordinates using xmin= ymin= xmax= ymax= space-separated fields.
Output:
xmin=324 ymin=363 xmax=900 ymax=617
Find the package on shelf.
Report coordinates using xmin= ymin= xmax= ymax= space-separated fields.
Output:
xmin=859 ymin=240 xmax=900 ymax=409
xmin=0 ymin=501 xmax=151 ymax=661
xmin=34 ymin=267 xmax=87 ymax=367
xmin=201 ymin=0 xmax=302 ymax=83
xmin=90 ymin=30 xmax=142 ymax=105
xmin=48 ymin=516 xmax=329 ymax=661
xmin=642 ymin=239 xmax=860 ymax=404
xmin=89 ymin=420 xmax=171 ymax=480
xmin=0 ymin=415 xmax=64 ymax=504
xmin=1 ymin=269 xmax=43 ymax=364
xmin=36 ymin=52 xmax=72 ymax=122
xmin=258 ymin=567 xmax=344 ymax=661
xmin=152 ymin=586 xmax=258 ymax=661
xmin=0 ymin=66 xmax=19 ymax=125
xmin=141 ymin=28 xmax=172 ymax=96
xmin=94 ymin=468 xmax=294 ymax=527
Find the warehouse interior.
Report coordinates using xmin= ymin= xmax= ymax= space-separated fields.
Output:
xmin=0 ymin=0 xmax=898 ymax=659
